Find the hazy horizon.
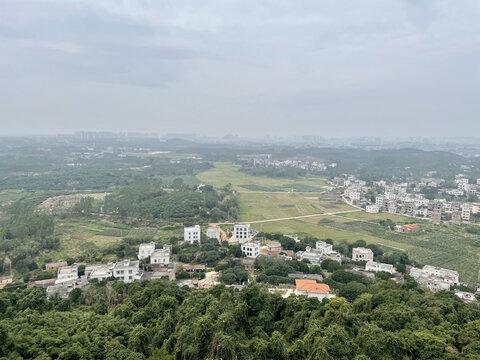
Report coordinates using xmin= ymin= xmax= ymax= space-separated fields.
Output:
xmin=1 ymin=0 xmax=479 ymax=137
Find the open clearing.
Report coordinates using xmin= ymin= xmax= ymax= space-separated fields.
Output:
xmin=198 ymin=162 xmax=480 ymax=282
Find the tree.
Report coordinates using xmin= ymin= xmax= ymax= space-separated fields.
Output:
xmin=148 ymin=348 xmax=174 ymax=360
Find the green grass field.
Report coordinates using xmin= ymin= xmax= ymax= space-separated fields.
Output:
xmin=197 ymin=162 xmax=480 ymax=282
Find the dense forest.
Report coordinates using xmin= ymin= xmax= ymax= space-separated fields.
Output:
xmin=104 ymin=181 xmax=237 ymax=222
xmin=1 ymin=280 xmax=480 ymax=359
xmin=0 ymin=155 xmax=210 ymax=192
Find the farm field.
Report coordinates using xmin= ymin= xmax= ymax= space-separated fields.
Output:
xmin=198 ymin=162 xmax=480 ymax=282
xmin=50 ymin=218 xmax=183 ymax=262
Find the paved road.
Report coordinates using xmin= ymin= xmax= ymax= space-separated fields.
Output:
xmin=218 ymin=209 xmax=361 ymax=225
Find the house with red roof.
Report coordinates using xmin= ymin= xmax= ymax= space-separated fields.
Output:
xmin=295 ymin=279 xmax=330 ymax=300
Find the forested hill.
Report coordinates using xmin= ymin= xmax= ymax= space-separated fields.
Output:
xmin=238 ymin=147 xmax=479 ymax=182
xmin=1 ymin=280 xmax=480 ymax=359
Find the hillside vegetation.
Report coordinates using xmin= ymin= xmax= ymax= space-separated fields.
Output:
xmin=1 ymin=281 xmax=480 ymax=359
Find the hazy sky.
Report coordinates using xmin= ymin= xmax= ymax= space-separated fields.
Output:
xmin=0 ymin=0 xmax=479 ymax=137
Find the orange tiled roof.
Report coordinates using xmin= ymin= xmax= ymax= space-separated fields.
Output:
xmin=403 ymin=224 xmax=419 ymax=230
xmin=295 ymin=279 xmax=330 ymax=294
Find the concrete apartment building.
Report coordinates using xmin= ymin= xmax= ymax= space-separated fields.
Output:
xmin=113 ymin=259 xmax=141 ymax=283
xmin=234 ymin=224 xmax=251 ymax=243
xmin=151 ymin=248 xmax=170 ymax=266
xmin=366 ymin=205 xmax=379 ymax=214
xmin=352 ymin=247 xmax=374 ymax=262
xmin=89 ymin=265 xmax=113 ymax=281
xmin=184 ymin=225 xmax=201 ymax=244
xmin=55 ymin=264 xmax=78 ymax=284
xmin=430 ymin=208 xmax=442 ymax=225
xmin=206 ymin=225 xmax=221 ymax=241
xmin=138 ymin=242 xmax=156 ymax=260
xmin=241 ymin=241 xmax=260 ymax=258
xmin=462 ymin=205 xmax=471 ymax=222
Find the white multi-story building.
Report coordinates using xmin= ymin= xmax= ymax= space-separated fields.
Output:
xmin=241 ymin=241 xmax=260 ymax=258
xmin=234 ymin=224 xmax=251 ymax=243
xmin=365 ymin=261 xmax=393 ymax=274
xmin=366 ymin=205 xmax=379 ymax=214
xmin=113 ymin=259 xmax=142 ymax=283
xmin=316 ymin=241 xmax=333 ymax=254
xmin=421 ymin=265 xmax=459 ymax=284
xmin=138 ymin=242 xmax=156 ymax=260
xmin=375 ymin=196 xmax=384 ymax=207
xmin=384 ymin=192 xmax=396 ymax=200
xmin=461 ymin=204 xmax=471 ymax=222
xmin=349 ymin=191 xmax=361 ymax=201
xmin=352 ymin=247 xmax=374 ymax=262
xmin=184 ymin=225 xmax=201 ymax=244
xmin=55 ymin=264 xmax=78 ymax=284
xmin=151 ymin=248 xmax=170 ymax=266
xmin=409 ymin=266 xmax=457 ymax=292
xmin=89 ymin=265 xmax=113 ymax=281
xmin=206 ymin=226 xmax=221 ymax=241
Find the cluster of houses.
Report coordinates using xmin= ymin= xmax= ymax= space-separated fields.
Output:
xmin=408 ymin=265 xmax=459 ymax=292
xmin=296 ymin=241 xmax=342 ymax=264
xmin=43 ymin=243 xmax=175 ymax=299
xmin=335 ymin=174 xmax=480 ymax=225
xmin=238 ymin=154 xmax=336 ymax=173
xmin=9 ymin=219 xmax=475 ymax=304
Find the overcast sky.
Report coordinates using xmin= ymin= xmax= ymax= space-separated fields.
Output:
xmin=0 ymin=0 xmax=479 ymax=137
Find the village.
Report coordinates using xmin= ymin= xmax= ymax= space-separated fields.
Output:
xmin=4 ymin=219 xmax=475 ymax=306
xmin=336 ymin=173 xmax=480 ymax=226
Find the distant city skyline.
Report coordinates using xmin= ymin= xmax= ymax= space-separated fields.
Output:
xmin=0 ymin=0 xmax=479 ymax=137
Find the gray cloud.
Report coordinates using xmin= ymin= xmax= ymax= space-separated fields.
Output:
xmin=0 ymin=0 xmax=479 ymax=137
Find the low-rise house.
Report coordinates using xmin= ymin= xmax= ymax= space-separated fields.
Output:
xmin=184 ymin=264 xmax=206 ymax=273
xmin=451 ymin=212 xmax=462 ymax=225
xmin=366 ymin=261 xmax=393 ymax=274
xmin=288 ymin=272 xmax=323 ymax=282
xmin=138 ymin=242 xmax=156 ymax=260
xmin=316 ymin=241 xmax=333 ymax=254
xmin=45 ymin=260 xmax=68 ymax=270
xmin=415 ymin=275 xmax=451 ymax=292
xmin=85 ymin=263 xmax=113 ymax=277
xmin=151 ymin=248 xmax=170 ymax=266
xmin=0 ymin=275 xmax=13 ymax=289
xmin=409 ymin=265 xmax=459 ymax=291
xmin=184 ymin=225 xmax=201 ymax=244
xmin=296 ymin=248 xmax=322 ymax=265
xmin=352 ymin=247 xmax=374 ymax=262
xmin=28 ymin=278 xmax=56 ymax=288
xmin=396 ymin=224 xmax=419 ymax=233
xmin=206 ymin=226 xmax=221 ymax=241
xmin=55 ymin=264 xmax=78 ymax=284
xmin=422 ymin=265 xmax=459 ymax=284
xmin=143 ymin=269 xmax=175 ymax=281
xmin=234 ymin=224 xmax=251 ymax=243
xmin=296 ymin=243 xmax=342 ymax=265
xmin=47 ymin=283 xmax=75 ymax=299
xmin=90 ymin=266 xmax=113 ymax=281
xmin=113 ymin=259 xmax=142 ymax=283
xmin=295 ymin=279 xmax=330 ymax=300
xmin=241 ymin=258 xmax=256 ymax=271
xmin=316 ymin=241 xmax=342 ymax=263
xmin=241 ymin=241 xmax=260 ymax=258
xmin=455 ymin=290 xmax=477 ymax=304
